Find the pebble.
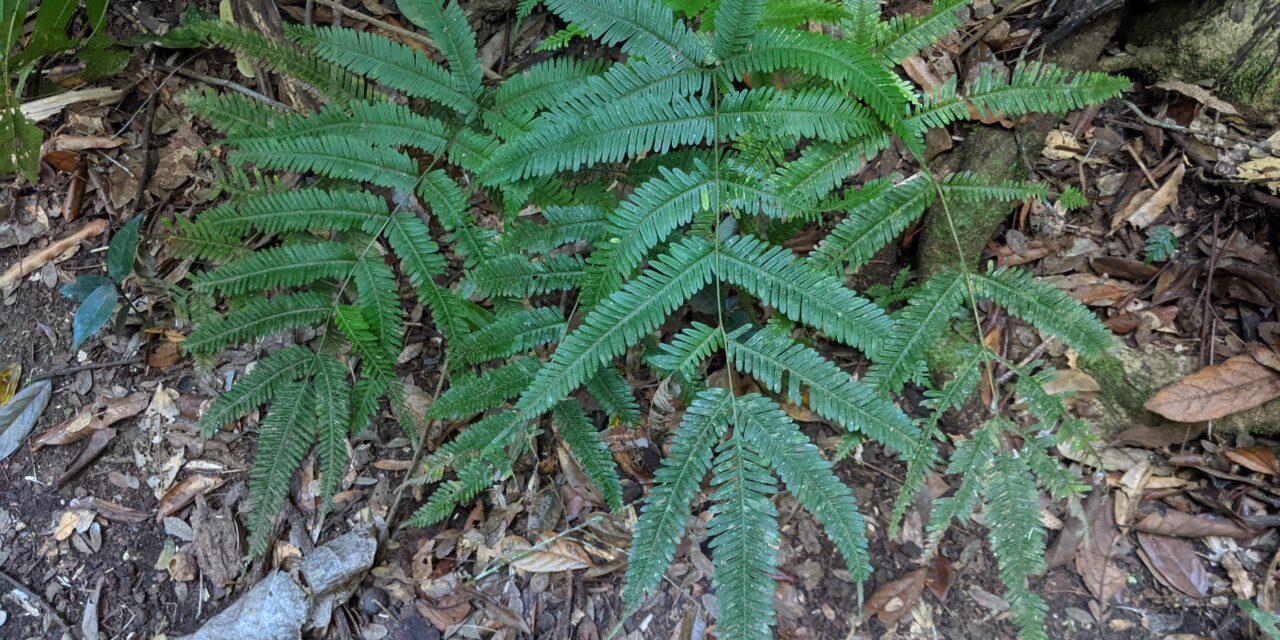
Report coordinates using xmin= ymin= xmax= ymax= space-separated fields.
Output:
xmin=359 ymin=587 xmax=389 ymax=615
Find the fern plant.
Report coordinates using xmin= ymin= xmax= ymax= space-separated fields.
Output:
xmin=180 ymin=0 xmax=1126 ymax=637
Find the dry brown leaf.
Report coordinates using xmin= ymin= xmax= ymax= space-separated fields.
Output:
xmin=901 ymin=55 xmax=945 ymax=93
xmin=156 ymin=474 xmax=225 ymax=521
xmin=74 ymin=497 xmax=147 ymax=523
xmin=1144 ymin=355 xmax=1280 ymax=422
xmin=925 ymin=555 xmax=953 ymax=600
xmin=32 ymin=392 xmax=148 ymax=449
xmin=1043 ymin=130 xmax=1085 ymax=160
xmin=1154 ymin=80 xmax=1240 ymax=115
xmin=1111 ymin=164 xmax=1185 ymax=232
xmin=1238 ymin=156 xmax=1280 ymax=194
xmin=1222 ymin=551 xmax=1255 ymax=599
xmin=1223 ymin=447 xmax=1280 ymax=476
xmin=54 ymin=508 xmax=94 ymax=541
xmin=504 ymin=535 xmax=592 ymax=573
xmin=1134 ymin=509 xmax=1253 ymax=539
xmin=1136 ymin=532 xmax=1208 ymax=598
xmin=865 ymin=568 xmax=926 ymax=626
xmin=1247 ymin=343 xmax=1280 ymax=373
xmin=1076 ymin=495 xmax=1125 ymax=604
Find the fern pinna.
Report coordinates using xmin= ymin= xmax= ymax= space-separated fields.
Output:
xmin=181 ymin=0 xmax=1125 ymax=637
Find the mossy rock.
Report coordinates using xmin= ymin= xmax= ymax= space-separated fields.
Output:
xmin=1081 ymin=342 xmax=1280 ymax=435
xmin=1114 ymin=0 xmax=1280 ymax=118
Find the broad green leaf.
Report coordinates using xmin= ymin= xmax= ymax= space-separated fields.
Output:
xmin=60 ymin=275 xmax=114 ymax=302
xmin=72 ymin=284 xmax=118 ymax=351
xmin=108 ymin=216 xmax=143 ymax=282
xmin=0 ymin=95 xmax=41 ymax=183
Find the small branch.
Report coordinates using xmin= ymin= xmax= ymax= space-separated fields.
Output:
xmin=310 ymin=0 xmax=501 ymax=80
xmin=0 ymin=568 xmax=79 ymax=639
xmin=30 ymin=357 xmax=144 ymax=382
xmin=168 ymin=67 xmax=294 ymax=112
xmin=0 ymin=219 xmax=109 ymax=289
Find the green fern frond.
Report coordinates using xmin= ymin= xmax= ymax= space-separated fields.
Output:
xmin=875 ymin=0 xmax=970 ymax=64
xmin=291 ymin=25 xmax=478 ymax=117
xmin=735 ymin=394 xmax=870 ymax=580
xmin=495 ymin=58 xmax=611 ymax=117
xmin=452 ymin=307 xmax=566 ymax=367
xmin=549 ymin=59 xmax=711 ymax=119
xmin=650 ymin=321 xmax=728 ymax=376
xmin=334 ymin=303 xmax=412 ymax=436
xmin=715 ymin=235 xmax=890 ymax=355
xmin=806 ymin=172 xmax=934 ymax=275
xmin=542 ymin=0 xmax=710 ymax=67
xmin=842 ymin=0 xmax=881 ymax=46
xmin=193 ymin=189 xmax=389 ymax=238
xmin=707 ymin=433 xmax=779 ymax=640
xmin=585 ymin=367 xmax=642 ymax=427
xmin=720 ymin=29 xmax=913 ymax=127
xmin=968 ymin=267 xmax=1113 ymax=358
xmin=424 ymin=411 xmax=522 ymax=481
xmin=864 ymin=268 xmax=966 ymax=393
xmin=760 ymin=0 xmax=849 ymax=28
xmin=247 ymin=386 xmax=316 ymax=555
xmin=471 ymin=254 xmax=585 ymax=298
xmin=909 ymin=62 xmax=1129 ymax=130
xmin=712 ymin=0 xmax=765 ymax=59
xmin=940 ymin=171 xmax=1048 ymax=203
xmin=726 ymin=327 xmax=917 ymax=453
xmin=169 ymin=216 xmax=252 ymax=262
xmin=769 ymin=134 xmax=892 ymax=203
xmin=220 ymin=101 xmax=452 ymax=157
xmin=408 ymin=457 xmax=499 ymax=526
xmin=313 ymin=353 xmax=352 ymax=509
xmin=197 ymin=345 xmax=315 ymax=438
xmin=396 ymin=0 xmax=484 ymax=98
xmin=887 ymin=348 xmax=984 ymax=535
xmin=190 ymin=20 xmax=371 ymax=104
xmin=354 ymin=255 xmax=404 ymax=362
xmin=190 ymin=242 xmax=357 ymax=295
xmin=430 ymin=357 xmax=542 ymax=421
xmin=516 ymin=236 xmax=716 ymax=419
xmin=983 ymin=452 xmax=1049 ymax=640
xmin=623 ymin=387 xmax=733 ymax=610
xmin=553 ymin=399 xmax=624 ymax=510
xmin=182 ymin=89 xmax=287 ymax=138
xmin=185 ymin=292 xmax=333 ymax=354
xmin=502 ymin=205 xmax=608 ymax=254
xmin=927 ymin=420 xmax=999 ymax=547
xmin=231 ymin=136 xmax=419 ymax=192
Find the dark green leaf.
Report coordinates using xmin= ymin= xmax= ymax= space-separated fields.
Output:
xmin=108 ymin=216 xmax=143 ymax=282
xmin=60 ymin=275 xmax=114 ymax=302
xmin=72 ymin=284 xmax=118 ymax=351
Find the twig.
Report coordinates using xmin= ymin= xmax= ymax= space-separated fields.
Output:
xmin=29 ymin=357 xmax=144 ymax=382
xmin=379 ymin=356 xmax=450 ymax=552
xmin=0 ymin=567 xmax=79 ymax=639
xmin=0 ymin=219 xmax=109 ymax=289
xmin=310 ymin=0 xmax=501 ymax=80
xmin=1119 ymin=100 xmax=1260 ymax=147
xmin=168 ymin=67 xmax=294 ymax=112
xmin=130 ymin=56 xmax=159 ymax=217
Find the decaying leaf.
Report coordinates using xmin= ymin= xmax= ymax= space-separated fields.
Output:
xmin=1154 ymin=80 xmax=1240 ymax=115
xmin=502 ymin=535 xmax=592 ymax=573
xmin=1076 ymin=495 xmax=1125 ymax=605
xmin=0 ymin=362 xmax=19 ymax=406
xmin=32 ymin=391 xmax=148 ymax=449
xmin=865 ymin=568 xmax=926 ymax=626
xmin=1136 ymin=532 xmax=1208 ymax=598
xmin=0 ymin=380 xmax=52 ymax=462
xmin=1222 ymin=447 xmax=1280 ymax=476
xmin=1111 ymin=163 xmax=1185 ymax=231
xmin=1134 ymin=509 xmax=1252 ymax=539
xmin=1144 ymin=355 xmax=1280 ymax=422
xmin=157 ymin=474 xmax=226 ymax=520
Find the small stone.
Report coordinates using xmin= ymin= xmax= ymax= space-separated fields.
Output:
xmin=359 ymin=587 xmax=389 ymax=615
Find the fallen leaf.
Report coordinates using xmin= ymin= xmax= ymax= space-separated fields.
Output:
xmin=1237 ymin=156 xmax=1280 ymax=194
xmin=0 ymin=380 xmax=52 ymax=461
xmin=1221 ymin=551 xmax=1255 ymax=599
xmin=33 ymin=391 xmax=148 ymax=449
xmin=1134 ymin=509 xmax=1253 ymax=539
xmin=1043 ymin=130 xmax=1085 ymax=160
xmin=865 ymin=568 xmax=926 ymax=626
xmin=504 ymin=535 xmax=592 ymax=573
xmin=0 ymin=362 xmax=19 ymax=405
xmin=54 ymin=508 xmax=94 ymax=541
xmin=416 ymin=592 xmax=473 ymax=633
xmin=1076 ymin=495 xmax=1125 ymax=604
xmin=1111 ymin=164 xmax=1185 ymax=232
xmin=168 ymin=553 xmax=198 ymax=582
xmin=1144 ymin=355 xmax=1280 ymax=422
xmin=1136 ymin=532 xmax=1208 ymax=598
xmin=74 ymin=497 xmax=147 ymax=523
xmin=1154 ymin=80 xmax=1240 ymax=115
xmin=1223 ymin=447 xmax=1280 ymax=476
xmin=1247 ymin=343 xmax=1280 ymax=373
xmin=925 ymin=555 xmax=953 ymax=600
xmin=156 ymin=474 xmax=226 ymax=521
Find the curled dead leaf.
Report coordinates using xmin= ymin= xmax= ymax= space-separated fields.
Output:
xmin=1134 ymin=509 xmax=1253 ymax=539
xmin=1111 ymin=163 xmax=1185 ymax=232
xmin=1223 ymin=447 xmax=1280 ymax=476
xmin=32 ymin=392 xmax=148 ymax=449
xmin=865 ymin=568 xmax=926 ymax=626
xmin=1144 ymin=355 xmax=1280 ymax=422
xmin=502 ymin=535 xmax=592 ymax=573
xmin=156 ymin=474 xmax=225 ymax=521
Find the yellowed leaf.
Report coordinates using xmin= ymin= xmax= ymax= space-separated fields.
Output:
xmin=54 ymin=508 xmax=93 ymax=541
xmin=1042 ymin=130 xmax=1084 ymax=160
xmin=1144 ymin=355 xmax=1280 ymax=422
xmin=0 ymin=363 xmax=19 ymax=406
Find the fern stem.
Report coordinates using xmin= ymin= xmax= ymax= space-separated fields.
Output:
xmin=381 ymin=355 xmax=450 ymax=551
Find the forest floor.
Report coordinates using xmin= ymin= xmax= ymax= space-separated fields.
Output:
xmin=1 ymin=0 xmax=1279 ymax=639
